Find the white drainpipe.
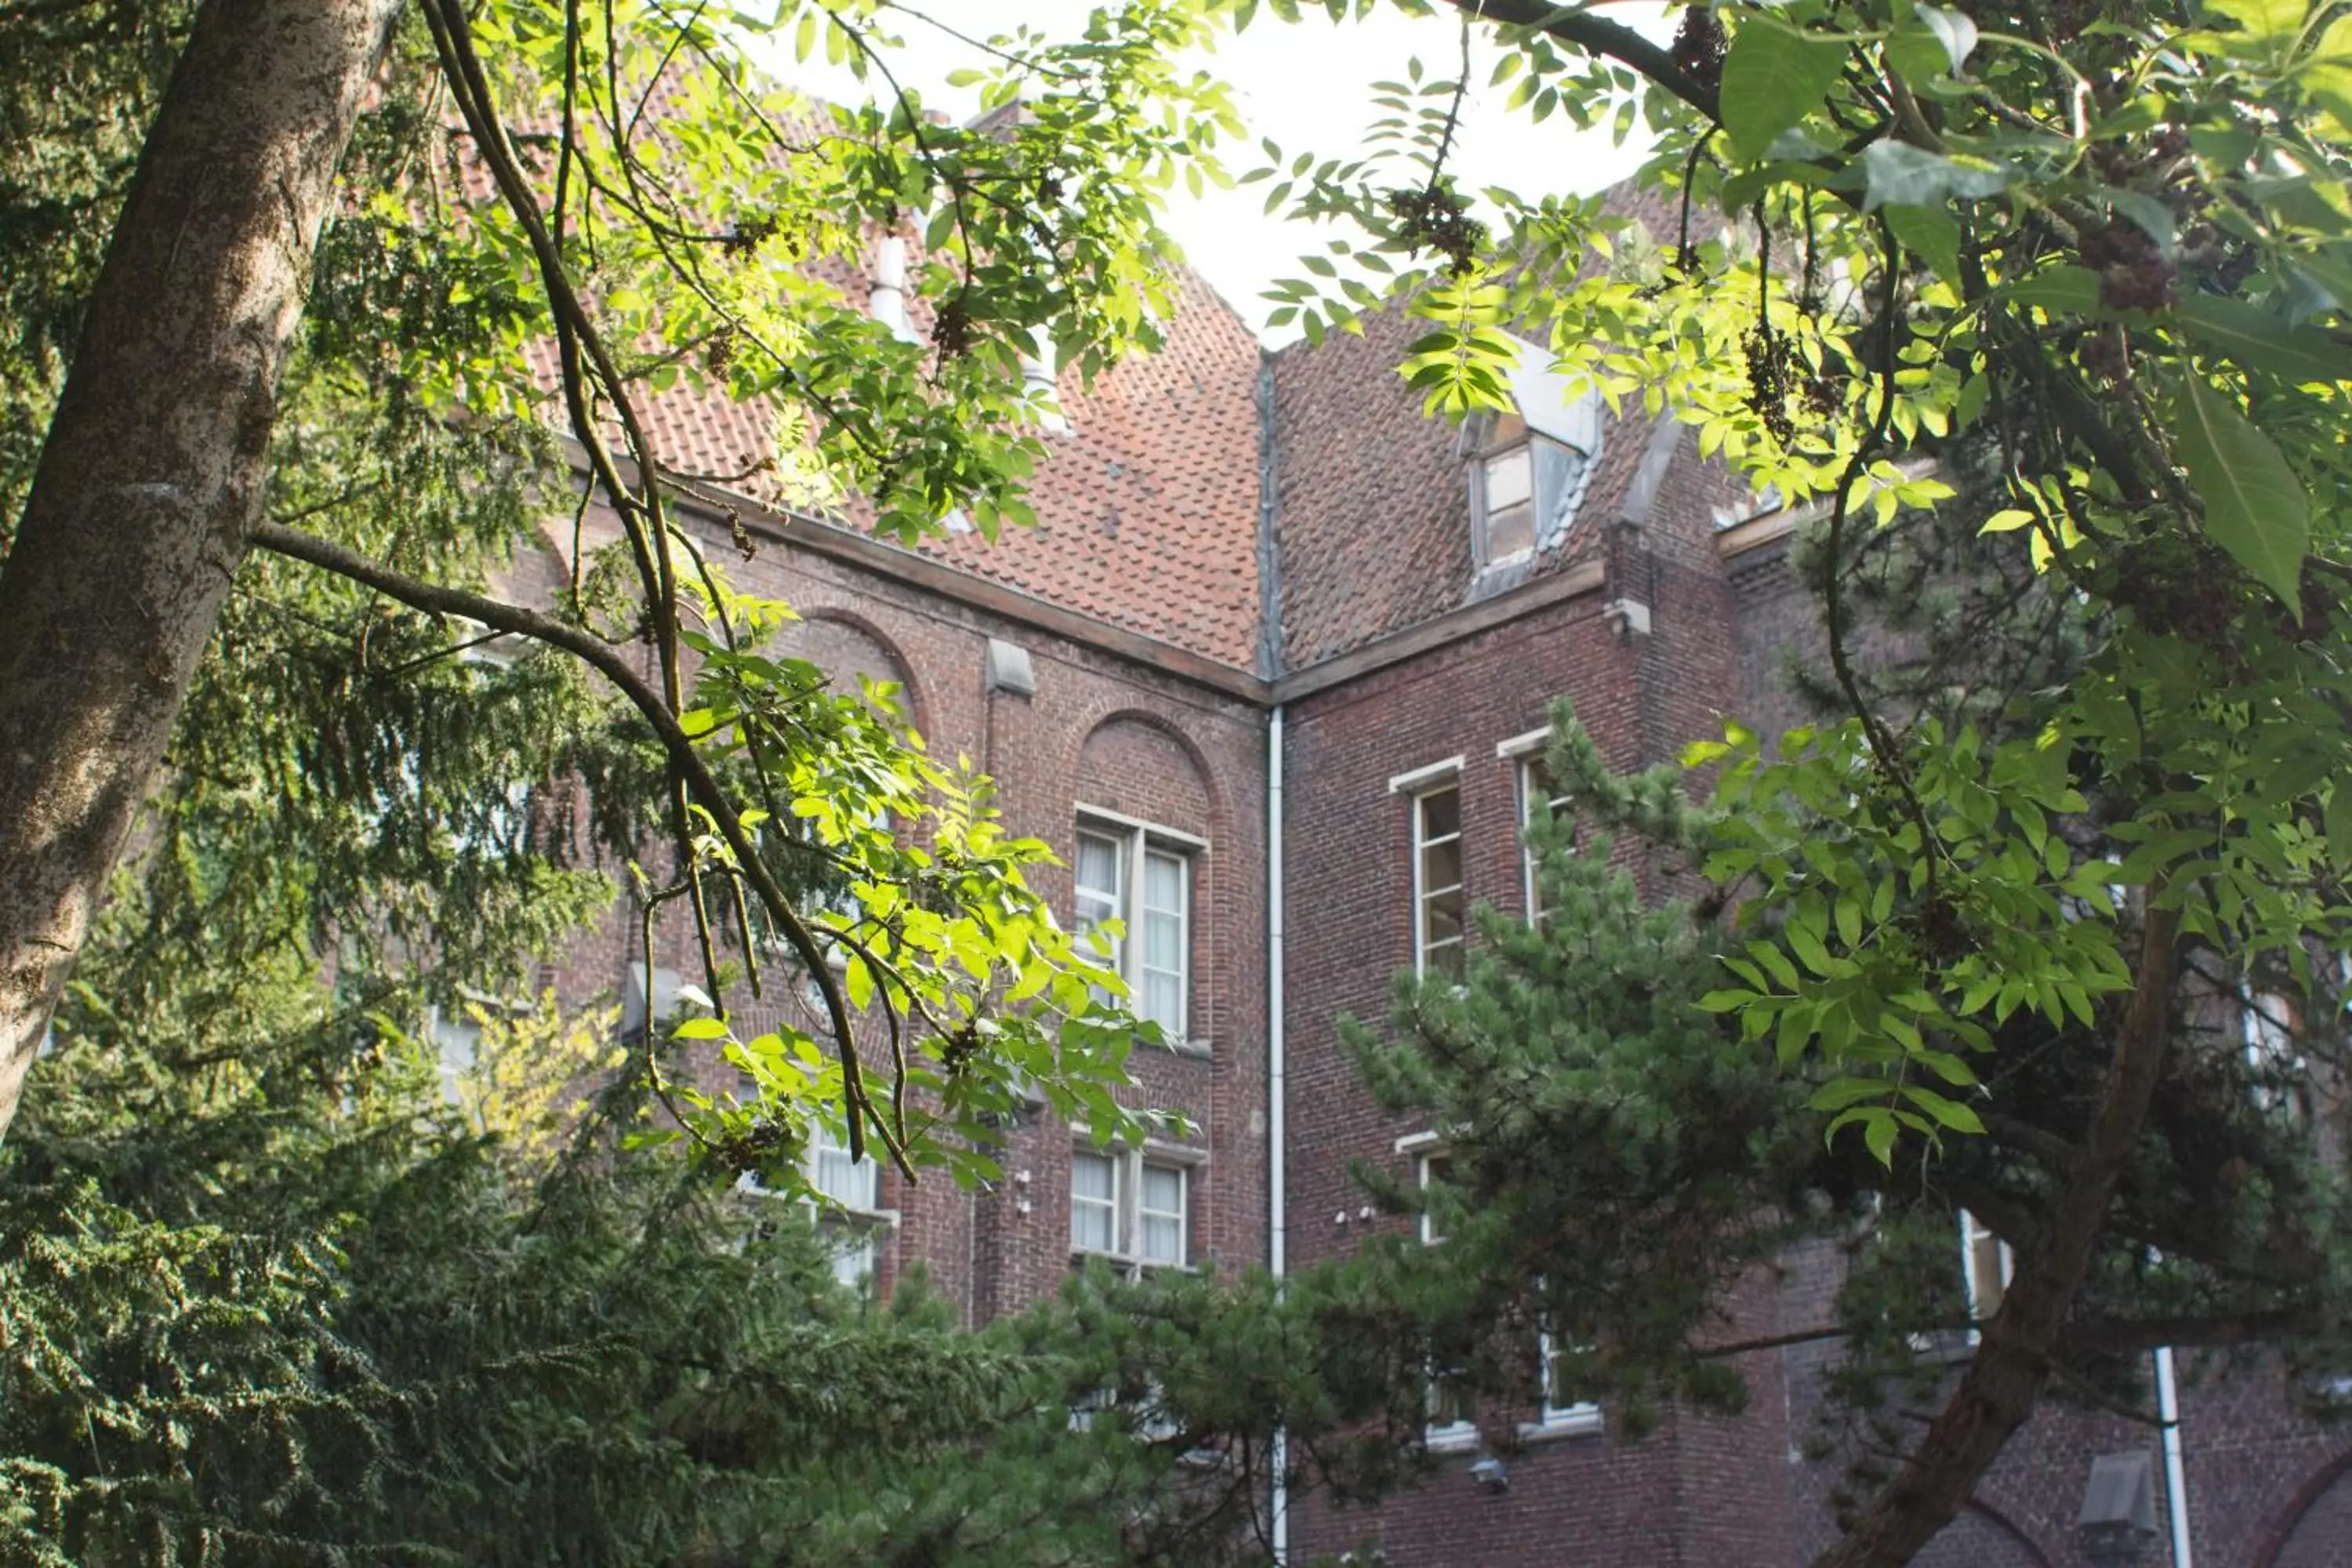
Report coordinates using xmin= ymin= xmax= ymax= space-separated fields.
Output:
xmin=1268 ymin=703 xmax=1289 ymax=1562
xmin=2155 ymin=1345 xmax=2194 ymax=1566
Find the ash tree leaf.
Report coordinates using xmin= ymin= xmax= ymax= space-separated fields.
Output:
xmin=2176 ymin=296 xmax=2351 ymax=385
xmin=1884 ymin=203 xmax=1962 ymax=286
xmin=1719 ymin=19 xmax=1850 ymax=163
xmin=2106 ymin=189 xmax=2180 ymax=258
xmin=1861 ymin=140 xmax=2011 ymax=211
xmin=1915 ymin=5 xmax=1980 ymax=74
xmin=2005 ymin=264 xmax=2103 ymax=313
xmin=2176 ymin=376 xmax=2310 ymax=615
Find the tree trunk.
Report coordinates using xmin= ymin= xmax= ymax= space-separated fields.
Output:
xmin=1812 ymin=905 xmax=2183 ymax=1568
xmin=0 ymin=0 xmax=405 ymax=1142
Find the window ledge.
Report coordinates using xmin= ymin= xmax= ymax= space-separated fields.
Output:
xmin=1069 ymin=1250 xmax=1196 ymax=1277
xmin=1422 ymin=1422 xmax=1482 ymax=1456
xmin=1167 ymin=1036 xmax=1213 ymax=1060
xmin=1518 ymin=1408 xmax=1603 ymax=1443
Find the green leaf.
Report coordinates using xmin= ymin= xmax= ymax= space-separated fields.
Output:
xmin=2004 ymin=264 xmax=2101 ymax=314
xmin=2176 ymin=376 xmax=2310 ymax=612
xmin=2176 ymin=296 xmax=2350 ymax=384
xmin=1915 ymin=5 xmax=1980 ymax=73
xmin=1861 ymin=140 xmax=2010 ymax=211
xmin=671 ymin=1017 xmax=729 ymax=1040
xmin=1902 ymin=1084 xmax=1986 ymax=1134
xmin=1719 ymin=20 xmax=1849 ymax=163
xmin=1884 ymin=203 xmax=1962 ymax=286
xmin=2204 ymin=0 xmax=2306 ymax=38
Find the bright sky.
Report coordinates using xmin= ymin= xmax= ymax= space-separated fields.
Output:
xmin=760 ymin=2 xmax=1670 ymax=343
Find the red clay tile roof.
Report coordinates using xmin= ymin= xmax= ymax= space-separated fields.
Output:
xmin=503 ymin=66 xmax=1691 ymax=681
xmin=916 ymin=271 xmax=1267 ymax=670
xmin=546 ymin=264 xmax=1269 ymax=671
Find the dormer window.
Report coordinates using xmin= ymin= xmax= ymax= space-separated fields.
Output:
xmin=1470 ymin=415 xmax=1590 ymax=573
xmin=1465 ymin=336 xmax=1605 ymax=578
xmin=1479 ymin=437 xmax=1537 ymax=562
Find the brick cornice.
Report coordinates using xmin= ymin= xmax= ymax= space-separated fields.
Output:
xmin=565 ymin=439 xmax=1274 ymax=705
xmin=1269 ymin=558 xmax=1606 ymax=705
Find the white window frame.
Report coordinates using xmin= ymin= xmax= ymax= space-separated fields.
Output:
xmin=1073 ymin=807 xmax=1203 ymax=1047
xmin=735 ymin=1117 xmax=898 ymax=1289
xmin=1469 ymin=426 xmax=1592 ymax=573
xmin=1069 ymin=1142 xmax=1197 ymax=1275
xmin=1403 ymin=1137 xmax=1479 ymax=1450
xmin=1531 ymin=1326 xmax=1603 ymax=1437
xmin=1413 ymin=1145 xmax=1453 ymax=1247
xmin=1516 ymin=755 xmax=1574 ymax=922
xmin=1959 ymin=1207 xmax=2013 ymax=1341
xmin=1475 ymin=440 xmax=1539 ymax=567
xmin=1404 ymin=780 xmax=1466 ymax=981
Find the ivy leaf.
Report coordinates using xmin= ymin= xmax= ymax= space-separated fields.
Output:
xmin=2176 ymin=376 xmax=2310 ymax=615
xmin=1719 ymin=20 xmax=1849 ymax=163
xmin=1861 ymin=140 xmax=2010 ymax=210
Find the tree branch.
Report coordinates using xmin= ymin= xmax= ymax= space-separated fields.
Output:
xmin=1460 ymin=1 xmax=1720 ymax=124
xmin=1813 ymin=897 xmax=2183 ymax=1568
xmin=249 ymin=521 xmax=909 ymax=1178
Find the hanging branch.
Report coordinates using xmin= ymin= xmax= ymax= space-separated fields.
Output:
xmin=249 ymin=521 xmax=909 ymax=1178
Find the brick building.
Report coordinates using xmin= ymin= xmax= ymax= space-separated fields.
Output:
xmin=528 ymin=240 xmax=2352 ymax=1565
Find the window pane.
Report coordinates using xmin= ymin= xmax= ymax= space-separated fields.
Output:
xmin=1138 ymin=1163 xmax=1185 ymax=1266
xmin=1076 ymin=830 xmax=1125 ymax=981
xmin=1142 ymin=965 xmax=1185 ymax=1033
xmin=1425 ymin=892 xmax=1465 ymax=946
xmin=1417 ymin=787 xmax=1460 ymax=843
xmin=1140 ymin=1214 xmax=1183 ymax=1266
xmin=1076 ymin=833 xmax=1124 ymax=898
xmin=829 ymin=1233 xmax=876 ymax=1288
xmin=810 ymin=1123 xmax=877 ymax=1210
xmin=1072 ymin=1151 xmax=1118 ymax=1253
xmin=1483 ymin=446 xmax=1531 ymax=509
xmin=1485 ymin=500 xmax=1534 ymax=561
xmin=1142 ymin=908 xmax=1185 ymax=972
xmin=1138 ymin=848 xmax=1188 ymax=1034
xmin=1143 ymin=849 xmax=1185 ymax=910
xmin=1420 ymin=836 xmax=1462 ymax=896
xmin=1141 ymin=1162 xmax=1184 ymax=1213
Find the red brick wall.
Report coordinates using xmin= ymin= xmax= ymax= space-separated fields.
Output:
xmin=538 ymin=499 xmax=1270 ymax=1329
xmin=1276 ymin=431 xmax=1788 ymax=1562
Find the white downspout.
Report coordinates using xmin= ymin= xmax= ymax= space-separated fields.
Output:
xmin=1268 ymin=703 xmax=1289 ymax=1562
xmin=2154 ymin=1345 xmax=2194 ymax=1566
